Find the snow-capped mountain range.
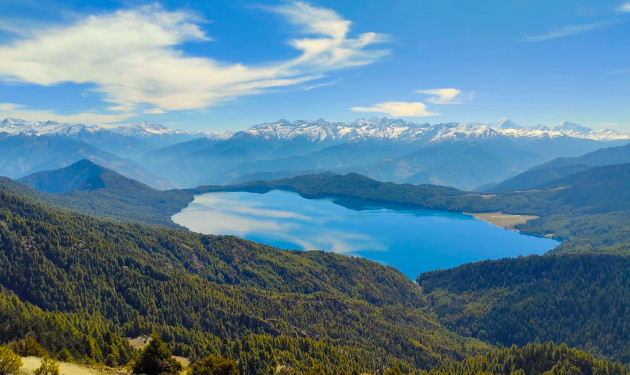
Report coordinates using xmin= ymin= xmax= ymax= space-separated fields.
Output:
xmin=2 ymin=116 xmax=629 ymax=191
xmin=240 ymin=117 xmax=629 ymax=143
xmin=0 ymin=118 xmax=232 ymax=140
xmin=1 ymin=117 xmax=627 ymax=143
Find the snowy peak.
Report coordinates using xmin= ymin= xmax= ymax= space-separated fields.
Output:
xmin=550 ymin=121 xmax=592 ymax=134
xmin=493 ymin=118 xmax=522 ymax=130
xmin=238 ymin=118 xmax=630 ymax=143
xmin=0 ymin=118 xmax=99 ymax=136
xmin=108 ymin=122 xmax=187 ymax=138
xmin=0 ymin=118 xmax=195 ymax=139
xmin=240 ymin=117 xmax=431 ymax=143
xmin=2 ymin=117 xmax=629 ymax=145
xmin=200 ymin=129 xmax=234 ymax=140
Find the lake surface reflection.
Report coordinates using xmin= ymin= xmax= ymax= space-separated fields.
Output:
xmin=172 ymin=190 xmax=559 ymax=278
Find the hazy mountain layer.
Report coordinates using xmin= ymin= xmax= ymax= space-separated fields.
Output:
xmin=13 ymin=160 xmax=192 ymax=227
xmin=3 ymin=117 xmax=628 ymax=191
xmin=490 ymin=142 xmax=630 ymax=191
xmin=0 ymin=134 xmax=174 ymax=189
xmin=138 ymin=118 xmax=627 ymax=190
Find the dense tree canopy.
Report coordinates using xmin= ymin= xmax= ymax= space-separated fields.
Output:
xmin=190 ymin=354 xmax=239 ymax=375
xmin=418 ymin=254 xmax=630 ymax=366
xmin=421 ymin=342 xmax=628 ymax=375
xmin=0 ymin=186 xmax=485 ymax=373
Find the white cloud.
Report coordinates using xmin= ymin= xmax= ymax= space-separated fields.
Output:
xmin=351 ymin=101 xmax=437 ymax=117
xmin=522 ymin=21 xmax=614 ymax=42
xmin=271 ymin=2 xmax=389 ymax=70
xmin=416 ymin=88 xmax=472 ymax=104
xmin=0 ymin=103 xmax=135 ymax=124
xmin=617 ymin=3 xmax=630 ymax=12
xmin=302 ymin=79 xmax=338 ymax=91
xmin=143 ymin=108 xmax=167 ymax=115
xmin=0 ymin=2 xmax=388 ymax=121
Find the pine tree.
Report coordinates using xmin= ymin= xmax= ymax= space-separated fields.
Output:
xmin=132 ymin=332 xmax=182 ymax=375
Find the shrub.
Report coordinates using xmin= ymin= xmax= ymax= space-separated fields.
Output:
xmin=0 ymin=345 xmax=22 ymax=375
xmin=34 ymin=358 xmax=59 ymax=375
xmin=10 ymin=336 xmax=48 ymax=357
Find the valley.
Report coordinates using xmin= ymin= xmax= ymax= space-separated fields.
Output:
xmin=1 ymin=117 xmax=630 ymax=374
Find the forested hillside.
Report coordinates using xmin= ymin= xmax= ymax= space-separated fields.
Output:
xmin=5 ymin=163 xmax=630 ymax=373
xmin=421 ymin=342 xmax=628 ymax=375
xmin=489 ymin=142 xmax=630 ymax=192
xmin=3 ymin=160 xmax=192 ymax=228
xmin=418 ymin=254 xmax=630 ymax=366
xmin=0 ymin=133 xmax=172 ymax=189
xmin=0 ymin=185 xmax=487 ymax=373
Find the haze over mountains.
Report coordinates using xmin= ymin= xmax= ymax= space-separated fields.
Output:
xmin=489 ymin=142 xmax=630 ymax=192
xmin=2 ymin=117 xmax=629 ymax=191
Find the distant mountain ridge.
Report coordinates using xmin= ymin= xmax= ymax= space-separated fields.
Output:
xmin=15 ymin=159 xmax=192 ymax=227
xmin=489 ymin=142 xmax=630 ymax=192
xmin=18 ymin=159 xmax=152 ymax=194
xmin=536 ymin=141 xmax=630 ymax=169
xmin=136 ymin=117 xmax=629 ymax=190
xmin=0 ymin=133 xmax=174 ymax=189
xmin=0 ymin=118 xmax=231 ymax=159
xmin=0 ymin=117 xmax=231 ymax=139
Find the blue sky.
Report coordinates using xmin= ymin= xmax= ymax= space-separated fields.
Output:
xmin=0 ymin=0 xmax=628 ymax=131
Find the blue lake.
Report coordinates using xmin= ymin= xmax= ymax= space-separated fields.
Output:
xmin=172 ymin=190 xmax=560 ymax=279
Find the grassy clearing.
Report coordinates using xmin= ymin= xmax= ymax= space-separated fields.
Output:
xmin=20 ymin=357 xmax=126 ymax=375
xmin=466 ymin=211 xmax=539 ymax=230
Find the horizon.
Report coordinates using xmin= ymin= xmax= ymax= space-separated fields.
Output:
xmin=1 ymin=0 xmax=629 ymax=132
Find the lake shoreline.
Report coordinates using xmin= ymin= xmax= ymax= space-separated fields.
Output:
xmin=174 ymin=190 xmax=560 ymax=279
xmin=463 ymin=212 xmax=539 ymax=231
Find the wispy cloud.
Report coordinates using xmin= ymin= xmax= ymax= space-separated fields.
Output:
xmin=302 ymin=79 xmax=338 ymax=91
xmin=0 ymin=2 xmax=388 ymax=122
xmin=0 ymin=103 xmax=135 ymax=124
xmin=415 ymin=88 xmax=472 ymax=104
xmin=617 ymin=2 xmax=630 ymax=13
xmin=351 ymin=101 xmax=437 ymax=117
xmin=270 ymin=2 xmax=389 ymax=70
xmin=522 ymin=20 xmax=614 ymax=42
